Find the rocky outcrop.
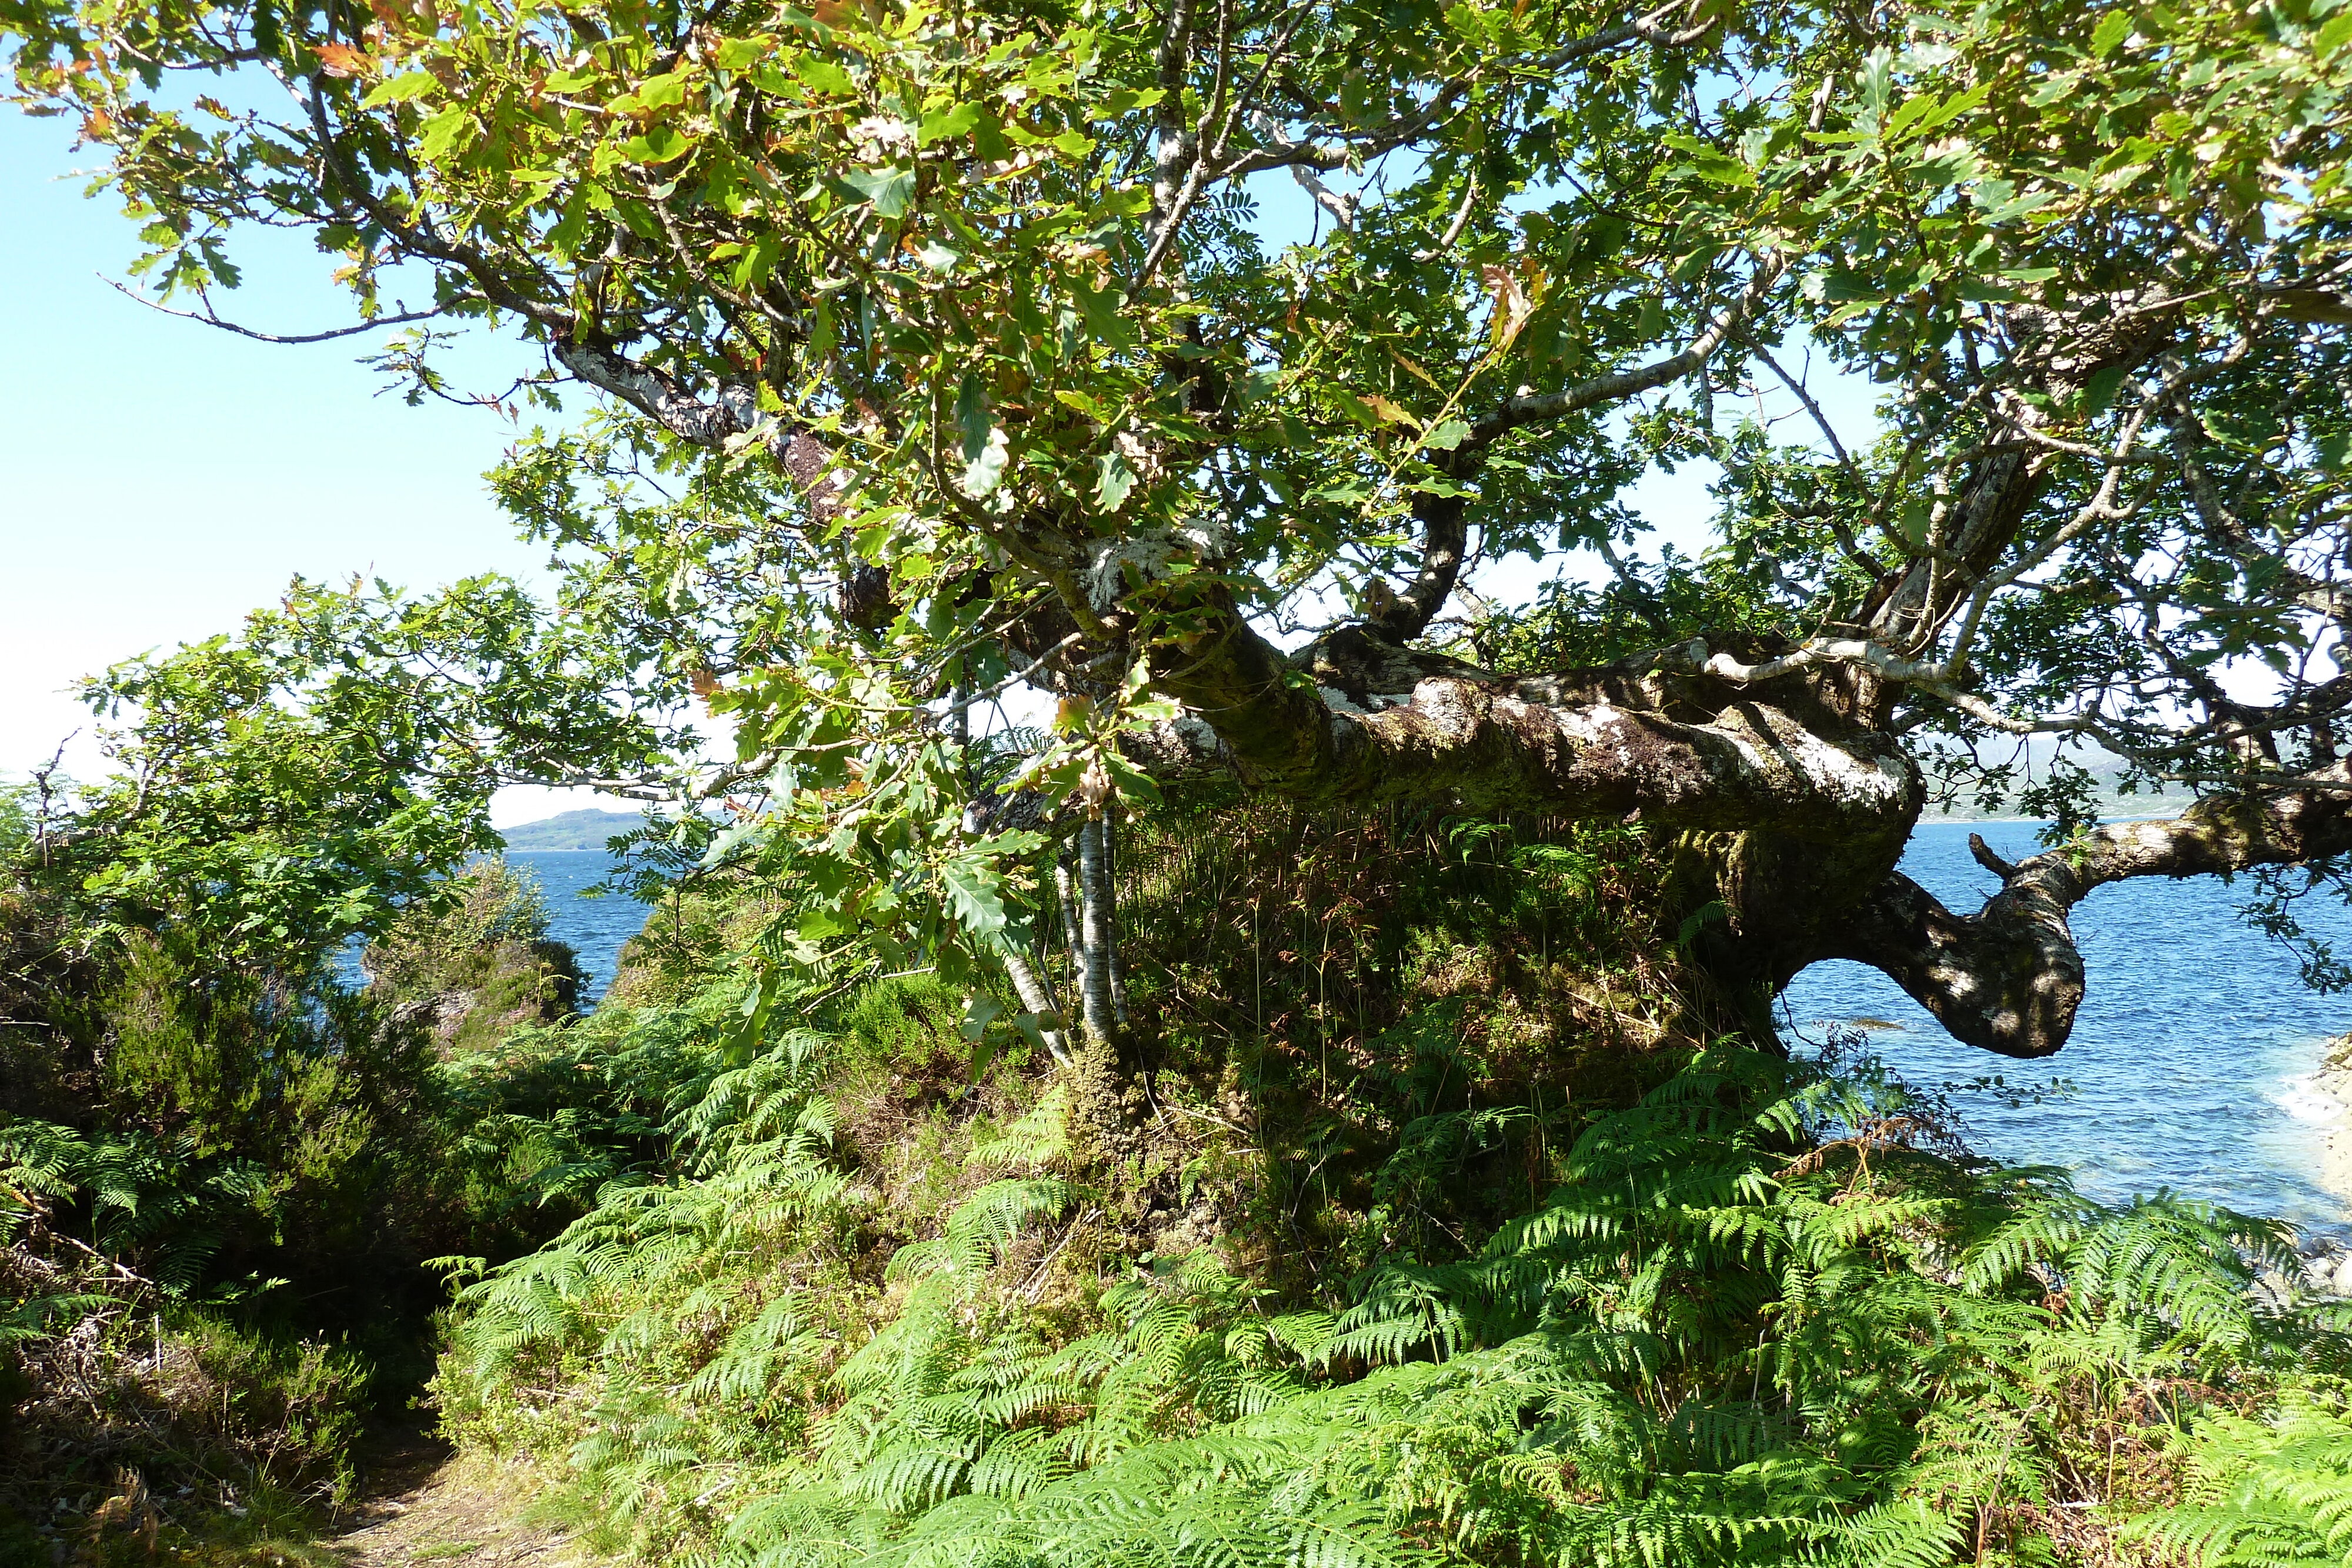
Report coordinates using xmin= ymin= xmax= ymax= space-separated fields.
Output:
xmin=363 ymin=861 xmax=584 ymax=1053
xmin=381 ymin=935 xmax=582 ymax=1054
xmin=2246 ymin=1030 xmax=2352 ymax=1310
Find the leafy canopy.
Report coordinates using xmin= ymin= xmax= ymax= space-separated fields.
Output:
xmin=56 ymin=576 xmax=677 ymax=964
xmin=8 ymin=0 xmax=2352 ymax=971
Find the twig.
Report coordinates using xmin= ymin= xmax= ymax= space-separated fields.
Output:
xmin=1021 ymin=1206 xmax=1100 ymax=1300
xmin=99 ymin=275 xmax=445 ymax=343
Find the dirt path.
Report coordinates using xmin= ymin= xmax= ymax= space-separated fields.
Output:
xmin=328 ymin=1436 xmax=589 ymax=1568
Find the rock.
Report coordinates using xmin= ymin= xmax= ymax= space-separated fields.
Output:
xmin=362 ymin=861 xmax=584 ymax=1052
xmin=2254 ymin=1266 xmax=2298 ymax=1313
xmin=2327 ymin=1031 xmax=2352 ymax=1073
xmin=2329 ymin=1253 xmax=2352 ymax=1299
xmin=2296 ymin=1038 xmax=2352 ymax=1209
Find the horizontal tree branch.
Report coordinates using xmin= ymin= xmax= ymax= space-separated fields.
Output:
xmin=100 ymin=277 xmax=451 ymax=344
xmin=1144 ymin=602 xmax=1919 ymax=835
xmin=1467 ymin=258 xmax=1783 ymax=443
xmin=1826 ymin=773 xmax=2352 ymax=1056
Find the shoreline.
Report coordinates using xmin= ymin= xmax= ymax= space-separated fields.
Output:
xmin=2290 ymin=1034 xmax=2352 ymax=1213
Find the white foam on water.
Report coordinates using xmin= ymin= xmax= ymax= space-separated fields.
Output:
xmin=2276 ymin=1070 xmax=2350 ymax=1127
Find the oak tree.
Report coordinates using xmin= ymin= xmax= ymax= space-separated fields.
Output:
xmin=11 ymin=0 xmax=2352 ymax=1056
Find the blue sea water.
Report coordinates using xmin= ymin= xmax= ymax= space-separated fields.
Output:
xmin=507 ymin=848 xmax=656 ymax=1003
xmin=1783 ymin=820 xmax=2352 ymax=1235
xmin=509 ymin=825 xmax=2352 ymax=1232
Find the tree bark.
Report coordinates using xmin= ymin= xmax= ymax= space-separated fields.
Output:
xmin=1000 ymin=945 xmax=1074 ymax=1068
xmin=1055 ymin=845 xmax=1084 ymax=971
xmin=1075 ymin=817 xmax=1120 ymax=1048
xmin=1145 ymin=606 xmax=1918 ymax=837
xmin=1820 ymin=777 xmax=2352 ymax=1056
xmin=1103 ymin=813 xmax=1129 ymax=1025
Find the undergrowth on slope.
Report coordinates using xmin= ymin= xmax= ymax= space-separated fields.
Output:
xmin=18 ymin=790 xmax=2347 ymax=1568
xmin=435 ymin=1002 xmax=2352 ymax=1567
xmin=1 ymin=835 xmax=700 ymax=1542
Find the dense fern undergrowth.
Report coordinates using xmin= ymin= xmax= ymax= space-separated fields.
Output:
xmin=439 ymin=808 xmax=2352 ymax=1568
xmin=12 ymin=799 xmax=2352 ymax=1567
xmin=432 ymin=1017 xmax=2352 ymax=1568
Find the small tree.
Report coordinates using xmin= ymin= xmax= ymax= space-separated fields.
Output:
xmin=8 ymin=0 xmax=2351 ymax=1057
xmin=45 ymin=576 xmax=674 ymax=970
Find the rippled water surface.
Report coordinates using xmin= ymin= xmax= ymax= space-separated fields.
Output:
xmin=1785 ymin=820 xmax=2352 ymax=1233
xmin=513 ymin=826 xmax=2352 ymax=1229
xmin=509 ymin=848 xmax=654 ymax=1003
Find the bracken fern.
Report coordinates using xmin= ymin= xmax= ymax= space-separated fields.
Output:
xmin=440 ymin=1026 xmax=2352 ymax=1568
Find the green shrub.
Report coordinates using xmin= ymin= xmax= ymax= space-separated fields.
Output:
xmin=1 ymin=935 xmax=447 ymax=1302
xmin=0 ymin=1297 xmax=370 ymax=1528
xmin=168 ymin=1316 xmax=373 ymax=1499
xmin=0 ymin=877 xmax=614 ymax=1529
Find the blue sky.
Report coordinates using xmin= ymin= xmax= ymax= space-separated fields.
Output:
xmin=0 ymin=109 xmax=1873 ymax=823
xmin=0 ymin=107 xmax=584 ymax=818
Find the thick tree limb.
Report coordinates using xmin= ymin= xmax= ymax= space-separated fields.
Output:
xmin=1826 ymin=775 xmax=2352 ymax=1057
xmin=552 ymin=341 xmax=759 ymax=447
xmin=1867 ymin=297 xmax=2186 ymax=660
xmin=1368 ymin=484 xmax=1469 ymax=641
xmin=1001 ymin=945 xmax=1075 ymax=1066
xmin=1148 ymin=603 xmax=1917 ymax=835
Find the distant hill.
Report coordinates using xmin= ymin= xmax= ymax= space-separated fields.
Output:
xmin=1926 ymin=791 xmax=2197 ymax=824
xmin=496 ymin=809 xmax=645 ymax=851
xmin=1925 ymin=763 xmax=2198 ymax=824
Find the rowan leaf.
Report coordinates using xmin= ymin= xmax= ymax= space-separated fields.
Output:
xmin=843 ymin=165 xmax=914 ymax=218
xmin=917 ymin=102 xmax=980 ymax=146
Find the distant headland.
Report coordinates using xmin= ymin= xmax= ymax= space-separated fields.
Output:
xmin=495 ymin=808 xmax=646 ymax=851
